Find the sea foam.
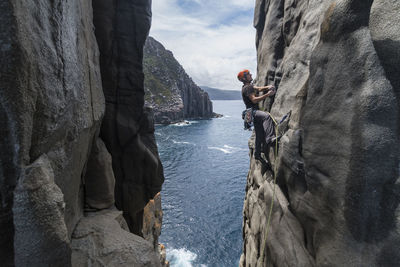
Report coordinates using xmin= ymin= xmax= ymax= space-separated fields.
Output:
xmin=208 ymin=144 xmax=245 ymax=154
xmin=167 ymin=248 xmax=207 ymax=267
xmin=172 ymin=140 xmax=194 ymax=145
xmin=208 ymin=146 xmax=232 ymax=154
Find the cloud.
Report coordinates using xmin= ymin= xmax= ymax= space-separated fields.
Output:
xmin=150 ymin=0 xmax=257 ymax=90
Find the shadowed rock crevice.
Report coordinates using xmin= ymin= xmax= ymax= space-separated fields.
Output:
xmin=0 ymin=104 xmax=17 ymax=266
xmin=254 ymin=0 xmax=267 ymax=48
xmin=92 ymin=0 xmax=164 ymax=238
xmin=372 ymin=39 xmax=400 ymax=96
xmin=0 ymin=0 xmax=21 ymax=264
xmin=257 ymin=0 xmax=286 ymax=89
xmin=370 ymin=0 xmax=400 ymax=144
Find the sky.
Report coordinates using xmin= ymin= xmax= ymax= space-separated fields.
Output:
xmin=149 ymin=0 xmax=257 ymax=91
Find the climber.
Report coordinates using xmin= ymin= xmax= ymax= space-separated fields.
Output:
xmin=238 ymin=69 xmax=276 ymax=163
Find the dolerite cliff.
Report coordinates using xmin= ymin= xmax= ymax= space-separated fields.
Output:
xmin=143 ymin=36 xmax=213 ymax=124
xmin=241 ymin=1 xmax=400 ymax=266
xmin=1 ymin=0 xmax=166 ymax=266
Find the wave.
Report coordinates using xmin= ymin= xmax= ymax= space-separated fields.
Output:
xmin=167 ymin=248 xmax=207 ymax=267
xmin=208 ymin=145 xmax=246 ymax=154
xmin=220 ymin=115 xmax=231 ymax=119
xmin=171 ymin=120 xmax=191 ymax=127
xmin=208 ymin=146 xmax=232 ymax=154
xmin=172 ymin=140 xmax=195 ymax=145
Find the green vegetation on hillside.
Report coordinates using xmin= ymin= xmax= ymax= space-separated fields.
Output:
xmin=143 ymin=37 xmax=182 ymax=106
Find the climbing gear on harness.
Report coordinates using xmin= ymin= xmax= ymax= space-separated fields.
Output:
xmin=242 ymin=108 xmax=256 ymax=130
xmin=237 ymin=69 xmax=250 ymax=82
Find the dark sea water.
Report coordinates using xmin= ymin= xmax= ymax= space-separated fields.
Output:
xmin=155 ymin=100 xmax=252 ymax=267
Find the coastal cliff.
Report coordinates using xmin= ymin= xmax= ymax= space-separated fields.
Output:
xmin=241 ymin=0 xmax=400 ymax=266
xmin=0 ymin=0 xmax=166 ymax=266
xmin=143 ymin=36 xmax=214 ymax=124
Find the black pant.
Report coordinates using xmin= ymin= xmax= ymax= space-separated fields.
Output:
xmin=253 ymin=110 xmax=275 ymax=157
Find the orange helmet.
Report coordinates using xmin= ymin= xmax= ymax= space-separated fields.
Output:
xmin=237 ymin=69 xmax=250 ymax=82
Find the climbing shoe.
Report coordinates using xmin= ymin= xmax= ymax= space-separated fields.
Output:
xmin=254 ymin=155 xmax=272 ymax=170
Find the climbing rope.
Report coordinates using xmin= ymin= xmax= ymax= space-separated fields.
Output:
xmin=259 ymin=111 xmax=279 ymax=263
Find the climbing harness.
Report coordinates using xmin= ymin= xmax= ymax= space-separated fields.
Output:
xmin=259 ymin=111 xmax=279 ymax=263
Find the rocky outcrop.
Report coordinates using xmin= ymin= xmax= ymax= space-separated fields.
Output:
xmin=241 ymin=0 xmax=400 ymax=266
xmin=93 ymin=1 xmax=165 ymax=236
xmin=84 ymin=138 xmax=115 ymax=210
xmin=71 ymin=209 xmax=160 ymax=267
xmin=142 ymin=192 xmax=169 ymax=266
xmin=143 ymin=36 xmax=214 ymax=124
xmin=1 ymin=0 xmax=165 ymax=266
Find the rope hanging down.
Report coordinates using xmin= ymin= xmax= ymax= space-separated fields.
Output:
xmin=259 ymin=111 xmax=279 ymax=263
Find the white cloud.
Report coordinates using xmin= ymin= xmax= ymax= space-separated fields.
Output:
xmin=149 ymin=0 xmax=257 ymax=90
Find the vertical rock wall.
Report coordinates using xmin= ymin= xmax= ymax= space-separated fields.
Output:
xmin=0 ymin=0 xmax=104 ymax=265
xmin=241 ymin=0 xmax=400 ymax=266
xmin=92 ymin=0 xmax=165 ymax=237
xmin=1 ymin=0 xmax=166 ymax=266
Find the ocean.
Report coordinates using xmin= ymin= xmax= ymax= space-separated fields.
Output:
xmin=155 ymin=100 xmax=252 ymax=267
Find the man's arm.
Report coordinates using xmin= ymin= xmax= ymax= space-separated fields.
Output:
xmin=249 ymin=89 xmax=275 ymax=104
xmin=254 ymin=85 xmax=275 ymax=91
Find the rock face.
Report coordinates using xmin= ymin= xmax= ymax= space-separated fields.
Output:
xmin=241 ymin=0 xmax=400 ymax=266
xmin=84 ymin=138 xmax=115 ymax=210
xmin=143 ymin=36 xmax=214 ymax=124
xmin=1 ymin=0 xmax=103 ymax=265
xmin=71 ymin=209 xmax=161 ymax=267
xmin=13 ymin=155 xmax=71 ymax=267
xmin=92 ymin=0 xmax=165 ymax=237
xmin=1 ymin=0 xmax=165 ymax=266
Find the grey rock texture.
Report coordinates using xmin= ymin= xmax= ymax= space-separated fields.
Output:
xmin=71 ymin=209 xmax=161 ymax=267
xmin=84 ymin=138 xmax=115 ymax=210
xmin=1 ymin=0 xmax=165 ymax=266
xmin=13 ymin=155 xmax=71 ymax=267
xmin=241 ymin=0 xmax=400 ymax=266
xmin=1 ymin=0 xmax=103 ymax=265
xmin=92 ymin=0 xmax=165 ymax=243
xmin=143 ymin=36 xmax=214 ymax=124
